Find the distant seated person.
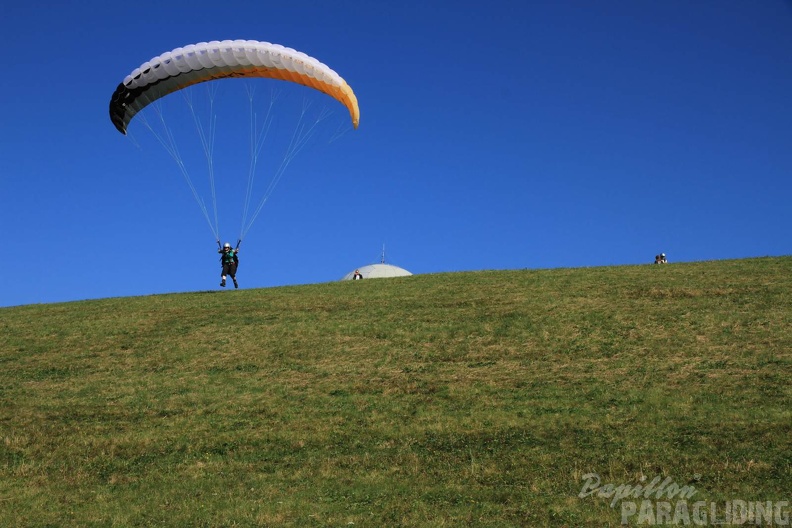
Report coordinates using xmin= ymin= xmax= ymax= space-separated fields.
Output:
xmin=654 ymin=253 xmax=668 ymax=264
xmin=353 ymin=269 xmax=363 ymax=280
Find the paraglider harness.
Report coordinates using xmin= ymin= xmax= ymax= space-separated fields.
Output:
xmin=218 ymin=241 xmax=240 ymax=274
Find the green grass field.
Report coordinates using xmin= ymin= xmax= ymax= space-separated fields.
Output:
xmin=1 ymin=257 xmax=790 ymax=526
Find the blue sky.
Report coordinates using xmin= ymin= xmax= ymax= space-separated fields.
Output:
xmin=1 ymin=0 xmax=790 ymax=307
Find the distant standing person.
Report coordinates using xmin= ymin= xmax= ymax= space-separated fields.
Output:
xmin=353 ymin=269 xmax=363 ymax=280
xmin=218 ymin=243 xmax=239 ymax=288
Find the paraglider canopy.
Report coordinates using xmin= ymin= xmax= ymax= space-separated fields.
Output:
xmin=107 ymin=39 xmax=360 ymax=246
xmin=109 ymin=39 xmax=360 ymax=135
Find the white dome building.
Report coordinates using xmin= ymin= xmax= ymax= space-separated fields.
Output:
xmin=341 ymin=263 xmax=413 ymax=281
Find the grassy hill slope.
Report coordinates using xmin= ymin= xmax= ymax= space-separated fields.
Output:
xmin=1 ymin=257 xmax=790 ymax=526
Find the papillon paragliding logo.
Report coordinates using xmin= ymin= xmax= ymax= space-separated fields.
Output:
xmin=109 ymin=39 xmax=360 ymax=247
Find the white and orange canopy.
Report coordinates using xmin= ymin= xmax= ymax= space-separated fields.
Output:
xmin=109 ymin=39 xmax=359 ymax=134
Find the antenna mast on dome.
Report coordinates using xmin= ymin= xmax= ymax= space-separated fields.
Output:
xmin=381 ymin=244 xmax=386 ymax=264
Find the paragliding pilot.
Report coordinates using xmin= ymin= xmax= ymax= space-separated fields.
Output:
xmin=218 ymin=242 xmax=239 ymax=288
